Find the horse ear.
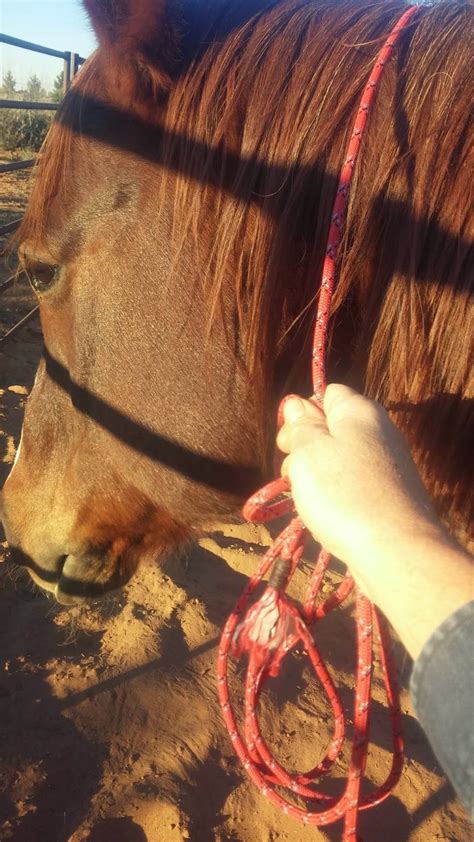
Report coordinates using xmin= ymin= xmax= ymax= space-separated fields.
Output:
xmin=83 ymin=0 xmax=181 ymax=93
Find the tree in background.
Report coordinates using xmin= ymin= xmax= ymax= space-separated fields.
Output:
xmin=0 ymin=72 xmax=55 ymax=152
xmin=1 ymin=72 xmax=52 ymax=152
xmin=24 ymin=74 xmax=47 ymax=103
xmin=49 ymin=71 xmax=64 ymax=103
xmin=1 ymin=71 xmax=17 ymax=99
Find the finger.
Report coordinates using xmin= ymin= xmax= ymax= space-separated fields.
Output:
xmin=323 ymin=384 xmax=360 ymax=419
xmin=324 ymin=383 xmax=387 ymax=435
xmin=277 ymin=417 xmax=328 ymax=453
xmin=280 ymin=455 xmax=290 ymax=477
xmin=277 ymin=402 xmax=329 ymax=453
xmin=276 ymin=425 xmax=291 ymax=453
xmin=283 ymin=396 xmax=325 ymax=424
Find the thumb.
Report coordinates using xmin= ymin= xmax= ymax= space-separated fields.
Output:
xmin=277 ymin=397 xmax=328 ymax=453
xmin=283 ymin=396 xmax=323 ymax=423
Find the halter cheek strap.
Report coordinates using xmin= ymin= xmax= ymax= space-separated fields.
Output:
xmin=218 ymin=7 xmax=420 ymax=841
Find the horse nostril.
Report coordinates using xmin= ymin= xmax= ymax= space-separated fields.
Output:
xmin=57 ymin=554 xmax=67 ymax=572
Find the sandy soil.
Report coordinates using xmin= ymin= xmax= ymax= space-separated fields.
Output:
xmin=0 ymin=167 xmax=470 ymax=842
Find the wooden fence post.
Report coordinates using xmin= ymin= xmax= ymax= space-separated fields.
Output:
xmin=71 ymin=52 xmax=80 ymax=78
xmin=63 ymin=51 xmax=72 ymax=94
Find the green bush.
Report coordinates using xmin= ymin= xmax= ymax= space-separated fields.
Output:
xmin=0 ymin=109 xmax=52 ymax=152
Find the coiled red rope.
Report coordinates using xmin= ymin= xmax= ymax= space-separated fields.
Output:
xmin=218 ymin=7 xmax=419 ymax=841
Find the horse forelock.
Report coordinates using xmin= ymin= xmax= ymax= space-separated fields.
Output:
xmin=15 ymin=0 xmax=474 ymax=536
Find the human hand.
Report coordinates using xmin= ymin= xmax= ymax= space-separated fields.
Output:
xmin=277 ymin=384 xmax=472 ymax=657
xmin=277 ymin=385 xmax=441 ymax=585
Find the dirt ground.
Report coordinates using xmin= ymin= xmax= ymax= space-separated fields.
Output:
xmin=0 ymin=165 xmax=470 ymax=842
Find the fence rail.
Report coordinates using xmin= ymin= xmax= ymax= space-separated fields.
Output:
xmin=0 ymin=160 xmax=35 ymax=175
xmin=1 ymin=34 xmax=79 ymax=60
xmin=0 ymin=35 xmax=85 ymax=97
xmin=0 ymin=272 xmax=18 ymax=294
xmin=0 ymin=34 xmax=85 ymax=181
xmin=0 ymin=306 xmax=39 ymax=345
xmin=0 ymin=99 xmax=59 ymax=111
xmin=0 ymin=33 xmax=85 ymax=100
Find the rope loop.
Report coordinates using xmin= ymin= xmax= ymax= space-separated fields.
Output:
xmin=242 ymin=476 xmax=293 ymax=523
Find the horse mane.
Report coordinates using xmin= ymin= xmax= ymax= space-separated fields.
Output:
xmin=16 ymin=0 xmax=473 ymax=539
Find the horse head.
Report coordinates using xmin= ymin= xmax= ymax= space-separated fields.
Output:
xmin=1 ymin=0 xmax=472 ymax=602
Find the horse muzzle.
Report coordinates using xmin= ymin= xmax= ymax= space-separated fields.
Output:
xmin=6 ymin=544 xmax=118 ymax=604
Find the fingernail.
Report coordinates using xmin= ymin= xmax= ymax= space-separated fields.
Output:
xmin=283 ymin=396 xmax=306 ymax=423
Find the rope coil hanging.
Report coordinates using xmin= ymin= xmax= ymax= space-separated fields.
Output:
xmin=218 ymin=7 xmax=419 ymax=840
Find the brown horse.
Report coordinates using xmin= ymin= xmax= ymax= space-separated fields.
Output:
xmin=1 ymin=0 xmax=472 ymax=604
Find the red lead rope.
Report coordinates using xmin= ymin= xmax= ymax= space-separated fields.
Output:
xmin=217 ymin=8 xmax=419 ymax=841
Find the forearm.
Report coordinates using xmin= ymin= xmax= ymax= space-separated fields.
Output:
xmin=349 ymin=527 xmax=474 ymax=659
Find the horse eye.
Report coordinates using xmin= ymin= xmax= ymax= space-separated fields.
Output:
xmin=25 ymin=262 xmax=59 ymax=294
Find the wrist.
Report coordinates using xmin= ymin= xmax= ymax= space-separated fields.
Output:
xmin=346 ymin=512 xmax=449 ymax=575
xmin=347 ymin=525 xmax=473 ymax=659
